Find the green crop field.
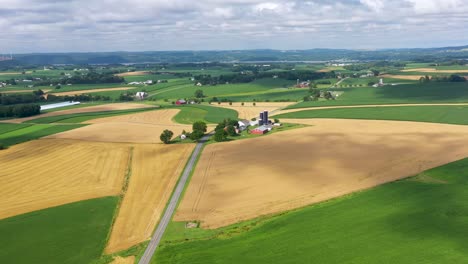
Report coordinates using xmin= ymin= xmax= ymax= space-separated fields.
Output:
xmin=25 ymin=107 xmax=155 ymax=124
xmin=0 ymin=123 xmax=84 ymax=147
xmin=275 ymin=105 xmax=468 ymax=125
xmin=173 ymin=105 xmax=238 ymax=124
xmin=151 ymin=78 xmax=295 ymax=101
xmin=218 ymin=88 xmax=307 ymax=102
xmin=154 ymin=158 xmax=468 ymax=264
xmin=0 ymin=197 xmax=118 ymax=264
xmin=289 ymin=82 xmax=468 ymax=109
xmin=0 ymin=123 xmax=32 ymax=134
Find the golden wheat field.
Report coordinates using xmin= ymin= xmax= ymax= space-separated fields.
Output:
xmin=0 ymin=139 xmax=131 ymax=220
xmin=49 ymin=109 xmax=192 ymax=143
xmin=175 ymin=119 xmax=468 ymax=228
xmin=106 ymin=143 xmax=194 ymax=253
xmin=115 ymin=71 xmax=151 ymax=77
xmin=401 ymin=68 xmax=468 ymax=73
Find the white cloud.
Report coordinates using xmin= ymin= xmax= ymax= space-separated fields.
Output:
xmin=0 ymin=0 xmax=466 ymax=52
xmin=360 ymin=0 xmax=385 ymax=12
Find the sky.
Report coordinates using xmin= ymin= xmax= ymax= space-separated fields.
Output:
xmin=0 ymin=0 xmax=468 ymax=53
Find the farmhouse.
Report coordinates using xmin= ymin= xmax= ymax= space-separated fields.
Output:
xmin=135 ymin=92 xmax=148 ymax=100
xmin=238 ymin=119 xmax=251 ymax=131
xmin=176 ymin=99 xmax=187 ymax=105
xmin=251 ymin=125 xmax=269 ymax=135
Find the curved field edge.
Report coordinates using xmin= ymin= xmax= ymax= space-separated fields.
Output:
xmin=0 ymin=124 xmax=84 ymax=147
xmin=274 ymin=105 xmax=468 ymax=125
xmin=0 ymin=197 xmax=118 ymax=264
xmin=24 ymin=108 xmax=157 ymax=124
xmin=285 ymin=82 xmax=468 ymax=110
xmin=172 ymin=105 xmax=238 ymax=124
xmin=154 ymin=157 xmax=468 ymax=264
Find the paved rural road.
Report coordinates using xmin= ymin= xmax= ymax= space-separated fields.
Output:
xmin=138 ymin=133 xmax=212 ymax=264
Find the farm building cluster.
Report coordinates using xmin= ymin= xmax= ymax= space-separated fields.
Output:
xmin=238 ymin=110 xmax=280 ymax=135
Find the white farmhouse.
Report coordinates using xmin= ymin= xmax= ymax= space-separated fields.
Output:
xmin=135 ymin=92 xmax=148 ymax=100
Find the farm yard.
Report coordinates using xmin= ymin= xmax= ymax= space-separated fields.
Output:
xmin=175 ymin=119 xmax=468 ymax=228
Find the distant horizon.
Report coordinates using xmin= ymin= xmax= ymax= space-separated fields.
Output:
xmin=4 ymin=44 xmax=468 ymax=56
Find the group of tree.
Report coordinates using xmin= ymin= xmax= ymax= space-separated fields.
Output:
xmin=0 ymin=104 xmax=40 ymax=118
xmin=160 ymin=121 xmax=208 ymax=144
xmin=193 ymin=70 xmax=335 ymax=86
xmin=303 ymin=87 xmax=335 ymax=102
xmin=419 ymin=74 xmax=467 ymax=83
xmin=214 ymin=119 xmax=239 ymax=142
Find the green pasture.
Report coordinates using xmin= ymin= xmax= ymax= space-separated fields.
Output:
xmin=289 ymin=82 xmax=468 ymax=109
xmin=275 ymin=105 xmax=468 ymax=125
xmin=173 ymin=105 xmax=238 ymax=124
xmin=25 ymin=107 xmax=156 ymax=124
xmin=0 ymin=197 xmax=118 ymax=264
xmin=0 ymin=123 xmax=84 ymax=147
xmin=154 ymin=158 xmax=468 ymax=264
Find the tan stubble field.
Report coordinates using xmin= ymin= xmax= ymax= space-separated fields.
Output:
xmin=175 ymin=119 xmax=468 ymax=228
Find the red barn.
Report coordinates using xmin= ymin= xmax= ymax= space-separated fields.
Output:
xmin=176 ymin=99 xmax=187 ymax=105
xmin=251 ymin=126 xmax=268 ymax=135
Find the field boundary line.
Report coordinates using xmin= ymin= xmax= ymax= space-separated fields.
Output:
xmin=138 ymin=134 xmax=212 ymax=264
xmin=103 ymin=146 xmax=134 ymax=253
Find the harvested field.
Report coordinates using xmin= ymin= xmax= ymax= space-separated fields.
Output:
xmin=115 ymin=71 xmax=151 ymax=77
xmin=4 ymin=102 xmax=152 ymax=123
xmin=0 ymin=71 xmax=32 ymax=75
xmin=106 ymin=143 xmax=195 ymax=253
xmin=111 ymin=256 xmax=135 ymax=264
xmin=380 ymin=74 xmax=425 ymax=80
xmin=402 ymin=68 xmax=468 ymax=73
xmin=50 ymin=109 xmax=192 ymax=143
xmin=215 ymin=102 xmax=294 ymax=119
xmin=51 ymin=87 xmax=133 ymax=96
xmin=0 ymin=89 xmax=50 ymax=94
xmin=0 ymin=139 xmax=130 ymax=220
xmin=175 ymin=119 xmax=468 ymax=228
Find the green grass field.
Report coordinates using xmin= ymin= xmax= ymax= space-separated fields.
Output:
xmin=0 ymin=123 xmax=84 ymax=147
xmin=25 ymin=108 xmax=156 ymax=124
xmin=173 ymin=105 xmax=238 ymax=124
xmin=0 ymin=123 xmax=32 ymax=134
xmin=154 ymin=158 xmax=468 ymax=264
xmin=275 ymin=105 xmax=468 ymax=125
xmin=289 ymin=82 xmax=468 ymax=109
xmin=0 ymin=197 xmax=118 ymax=264
xmin=151 ymin=78 xmax=295 ymax=101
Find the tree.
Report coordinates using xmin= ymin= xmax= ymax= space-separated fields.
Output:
xmin=214 ymin=128 xmax=227 ymax=142
xmin=195 ymin=89 xmax=204 ymax=98
xmin=241 ymin=102 xmax=244 ymax=106
xmin=189 ymin=130 xmax=204 ymax=141
xmin=160 ymin=129 xmax=174 ymax=144
xmin=229 ymin=101 xmax=233 ymax=105
xmin=192 ymin=121 xmax=207 ymax=133
xmin=226 ymin=125 xmax=237 ymax=136
xmin=274 ymin=118 xmax=280 ymax=123
xmin=0 ymin=143 xmax=4 ymax=150
xmin=253 ymin=102 xmax=256 ymax=106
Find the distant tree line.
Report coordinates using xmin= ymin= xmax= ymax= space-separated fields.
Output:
xmin=0 ymin=104 xmax=40 ymax=118
xmin=0 ymin=90 xmax=112 ymax=106
xmin=419 ymin=74 xmax=467 ymax=83
xmin=194 ymin=71 xmax=335 ymax=86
